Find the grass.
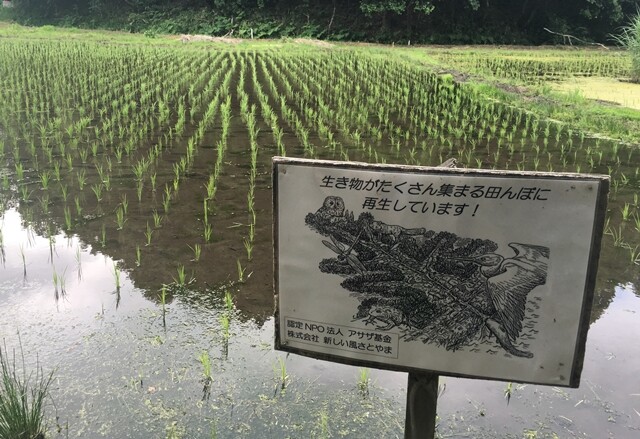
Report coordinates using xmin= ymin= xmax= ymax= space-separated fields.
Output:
xmin=468 ymin=80 xmax=640 ymax=145
xmin=552 ymin=77 xmax=640 ymax=110
xmin=223 ymin=290 xmax=233 ymax=312
xmin=198 ymin=351 xmax=212 ymax=382
xmin=612 ymin=9 xmax=640 ymax=82
xmin=173 ymin=265 xmax=188 ymax=288
xmin=187 ymin=243 xmax=201 ymax=262
xmin=236 ymin=259 xmax=250 ymax=283
xmin=0 ymin=342 xmax=54 ymax=439
xmin=274 ymin=356 xmax=289 ymax=394
xmin=357 ymin=368 xmax=370 ymax=398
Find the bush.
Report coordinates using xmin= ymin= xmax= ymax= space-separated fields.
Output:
xmin=613 ymin=10 xmax=640 ymax=82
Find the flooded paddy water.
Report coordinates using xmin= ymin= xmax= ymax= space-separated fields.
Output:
xmin=0 ymin=36 xmax=639 ymax=438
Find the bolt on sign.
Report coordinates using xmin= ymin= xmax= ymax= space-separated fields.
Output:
xmin=273 ymin=157 xmax=609 ymax=388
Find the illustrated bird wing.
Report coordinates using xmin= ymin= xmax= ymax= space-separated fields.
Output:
xmin=507 ymin=243 xmax=549 ymax=278
xmin=488 ymin=243 xmax=549 ymax=341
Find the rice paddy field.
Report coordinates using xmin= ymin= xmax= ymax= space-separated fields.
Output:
xmin=0 ymin=25 xmax=639 ymax=438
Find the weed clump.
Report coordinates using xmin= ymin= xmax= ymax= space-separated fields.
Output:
xmin=0 ymin=342 xmax=54 ymax=439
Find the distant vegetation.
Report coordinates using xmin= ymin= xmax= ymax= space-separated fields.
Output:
xmin=4 ymin=0 xmax=640 ymax=45
xmin=612 ymin=8 xmax=640 ymax=81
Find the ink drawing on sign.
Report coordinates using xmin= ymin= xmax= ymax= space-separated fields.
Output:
xmin=274 ymin=158 xmax=608 ymax=387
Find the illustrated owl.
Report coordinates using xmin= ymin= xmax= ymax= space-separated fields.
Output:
xmin=315 ymin=196 xmax=345 ymax=220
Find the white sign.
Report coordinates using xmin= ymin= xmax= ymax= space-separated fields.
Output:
xmin=273 ymin=158 xmax=609 ymax=387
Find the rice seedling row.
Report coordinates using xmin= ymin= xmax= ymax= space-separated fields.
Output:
xmin=0 ymin=41 xmax=638 ymax=314
xmin=431 ymin=48 xmax=630 ymax=83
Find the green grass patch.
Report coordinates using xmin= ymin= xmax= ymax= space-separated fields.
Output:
xmin=0 ymin=343 xmax=54 ymax=439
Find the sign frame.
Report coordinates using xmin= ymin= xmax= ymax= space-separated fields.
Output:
xmin=273 ymin=157 xmax=609 ymax=388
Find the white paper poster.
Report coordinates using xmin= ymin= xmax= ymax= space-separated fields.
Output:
xmin=274 ymin=158 xmax=608 ymax=387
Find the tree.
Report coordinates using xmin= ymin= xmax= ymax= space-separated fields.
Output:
xmin=360 ymin=0 xmax=434 ymax=38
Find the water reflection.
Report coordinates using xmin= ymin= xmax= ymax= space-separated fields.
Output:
xmin=0 ymin=208 xmax=147 ymax=316
xmin=0 ymin=207 xmax=408 ymax=438
xmin=2 ymin=195 xmax=640 ymax=437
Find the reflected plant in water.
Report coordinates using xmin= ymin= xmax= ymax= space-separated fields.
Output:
xmin=135 ymin=244 xmax=141 ymax=267
xmin=159 ymin=285 xmax=168 ymax=327
xmin=113 ymin=262 xmax=121 ymax=293
xmin=52 ymin=266 xmax=67 ymax=302
xmin=100 ymin=224 xmax=106 ymax=248
xmin=38 ymin=196 xmax=49 ymax=215
xmin=75 ymin=246 xmax=82 ymax=281
xmin=63 ymin=206 xmax=72 ymax=231
xmin=74 ymin=196 xmax=82 ymax=218
xmin=136 ymin=180 xmax=143 ymax=202
xmin=115 ymin=206 xmax=127 ymax=230
xmin=219 ymin=313 xmax=230 ymax=342
xmin=19 ymin=243 xmax=26 ymax=279
xmin=59 ymin=269 xmax=67 ymax=295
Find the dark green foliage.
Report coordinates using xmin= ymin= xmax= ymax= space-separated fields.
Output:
xmin=6 ymin=0 xmax=640 ymax=44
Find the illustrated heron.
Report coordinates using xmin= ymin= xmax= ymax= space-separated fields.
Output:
xmin=454 ymin=243 xmax=549 ymax=349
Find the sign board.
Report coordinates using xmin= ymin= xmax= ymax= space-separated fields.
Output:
xmin=273 ymin=157 xmax=609 ymax=387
